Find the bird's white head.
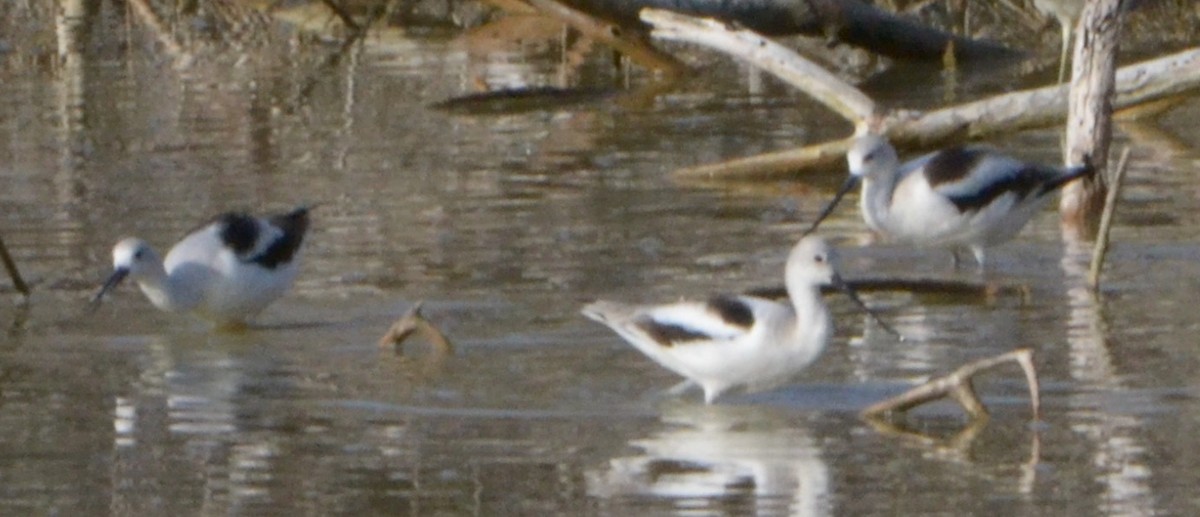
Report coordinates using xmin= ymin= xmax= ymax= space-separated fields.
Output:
xmin=786 ymin=235 xmax=837 ymax=287
xmin=789 ymin=234 xmax=906 ymax=340
xmin=91 ymin=238 xmax=162 ymax=304
xmin=111 ymin=238 xmax=161 ymax=276
xmin=847 ymin=133 xmax=899 ymax=180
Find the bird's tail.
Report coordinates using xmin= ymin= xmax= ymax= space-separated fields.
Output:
xmin=1041 ymin=159 xmax=1097 ymax=195
xmin=581 ymin=300 xmax=637 ymax=324
xmin=272 ymin=206 xmax=311 ymax=239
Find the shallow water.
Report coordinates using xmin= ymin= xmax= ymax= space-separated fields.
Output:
xmin=3 ymin=2 xmax=1200 ymax=515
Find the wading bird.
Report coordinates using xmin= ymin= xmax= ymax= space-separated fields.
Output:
xmin=583 ymin=235 xmax=897 ymax=404
xmin=807 ymin=134 xmax=1094 ymax=268
xmin=93 ymin=206 xmax=311 ymax=327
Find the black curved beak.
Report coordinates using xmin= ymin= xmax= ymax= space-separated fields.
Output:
xmin=804 ymin=176 xmax=860 ymax=236
xmin=91 ymin=267 xmax=129 ymax=306
xmin=831 ymin=272 xmax=905 ymax=341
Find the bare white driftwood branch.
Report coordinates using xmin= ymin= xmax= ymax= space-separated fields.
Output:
xmin=861 ymin=348 xmax=1039 ymax=421
xmin=641 ymin=8 xmax=876 ymax=124
xmin=1060 ymin=0 xmax=1124 ymax=229
xmin=640 ymin=7 xmax=1200 ymax=179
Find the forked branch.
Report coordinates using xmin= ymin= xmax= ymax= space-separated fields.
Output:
xmin=861 ymin=348 xmax=1039 ymax=421
xmin=379 ymin=301 xmax=455 ymax=356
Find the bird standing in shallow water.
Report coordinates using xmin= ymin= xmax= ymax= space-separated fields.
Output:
xmin=808 ymin=134 xmax=1094 ymax=268
xmin=583 ymin=235 xmax=890 ymax=404
xmin=93 ymin=206 xmax=311 ymax=327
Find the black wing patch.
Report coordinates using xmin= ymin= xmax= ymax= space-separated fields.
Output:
xmin=943 ymin=167 xmax=1046 ymax=213
xmin=633 ymin=295 xmax=755 ymax=348
xmin=923 ymin=147 xmax=1090 ymax=213
xmin=922 ymin=147 xmax=987 ymax=189
xmin=216 ymin=207 xmax=310 ymax=270
xmin=706 ymin=295 xmax=755 ymax=329
xmin=252 ymin=207 xmax=311 ymax=269
xmin=635 ymin=318 xmax=711 ymax=347
xmin=217 ymin=213 xmax=261 ymax=256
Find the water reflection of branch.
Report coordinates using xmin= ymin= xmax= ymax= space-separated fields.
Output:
xmin=865 ymin=415 xmax=1042 ymax=495
xmin=318 ymin=0 xmax=361 ymax=33
xmin=5 ymin=302 xmax=30 ymax=340
xmin=1118 ymin=117 xmax=1192 ymax=159
xmin=520 ymin=0 xmax=687 ymax=78
xmin=1060 ymin=209 xmax=1158 ymax=513
xmin=864 ymin=416 xmax=988 ymax=461
xmin=291 ymin=25 xmax=370 ymax=113
xmin=126 ymin=0 xmax=193 ymax=67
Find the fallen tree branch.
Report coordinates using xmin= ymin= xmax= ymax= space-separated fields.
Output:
xmin=643 ymin=8 xmax=875 ymax=123
xmin=641 ymin=8 xmax=1200 ymax=179
xmin=861 ymin=348 xmax=1039 ymax=421
xmin=574 ymin=0 xmax=1021 ymax=61
xmin=864 ymin=412 xmax=988 ymax=456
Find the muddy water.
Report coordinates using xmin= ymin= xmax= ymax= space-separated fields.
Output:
xmin=3 ymin=4 xmax=1200 ymax=515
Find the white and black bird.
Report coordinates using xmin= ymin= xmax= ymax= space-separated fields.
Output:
xmin=582 ymin=235 xmax=896 ymax=404
xmin=93 ymin=206 xmax=311 ymax=326
xmin=807 ymin=134 xmax=1094 ymax=268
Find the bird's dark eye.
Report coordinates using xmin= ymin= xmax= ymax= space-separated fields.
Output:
xmin=814 ymin=254 xmax=825 ymax=263
xmin=134 ymin=249 xmax=145 ymax=260
xmin=863 ymin=151 xmax=876 ymax=163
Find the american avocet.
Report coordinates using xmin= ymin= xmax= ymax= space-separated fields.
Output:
xmin=808 ymin=134 xmax=1094 ymax=268
xmin=93 ymin=206 xmax=311 ymax=326
xmin=583 ymin=235 xmax=896 ymax=404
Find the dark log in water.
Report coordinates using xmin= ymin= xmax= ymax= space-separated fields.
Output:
xmin=745 ymin=277 xmax=1029 ymax=302
xmin=556 ymin=0 xmax=1023 ymax=62
xmin=430 ymin=87 xmax=620 ymax=115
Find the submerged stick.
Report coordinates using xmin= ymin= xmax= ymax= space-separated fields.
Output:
xmin=1088 ymin=146 xmax=1132 ymax=290
xmin=379 ymin=301 xmax=454 ymax=356
xmin=861 ymin=348 xmax=1039 ymax=421
xmin=0 ymin=235 xmax=29 ymax=297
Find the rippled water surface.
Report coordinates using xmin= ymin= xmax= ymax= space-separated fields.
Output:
xmin=3 ymin=2 xmax=1200 ymax=514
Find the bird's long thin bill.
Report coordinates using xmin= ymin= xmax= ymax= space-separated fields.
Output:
xmin=833 ymin=274 xmax=905 ymax=341
xmin=91 ymin=268 xmax=129 ymax=305
xmin=804 ymin=176 xmax=860 ymax=236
